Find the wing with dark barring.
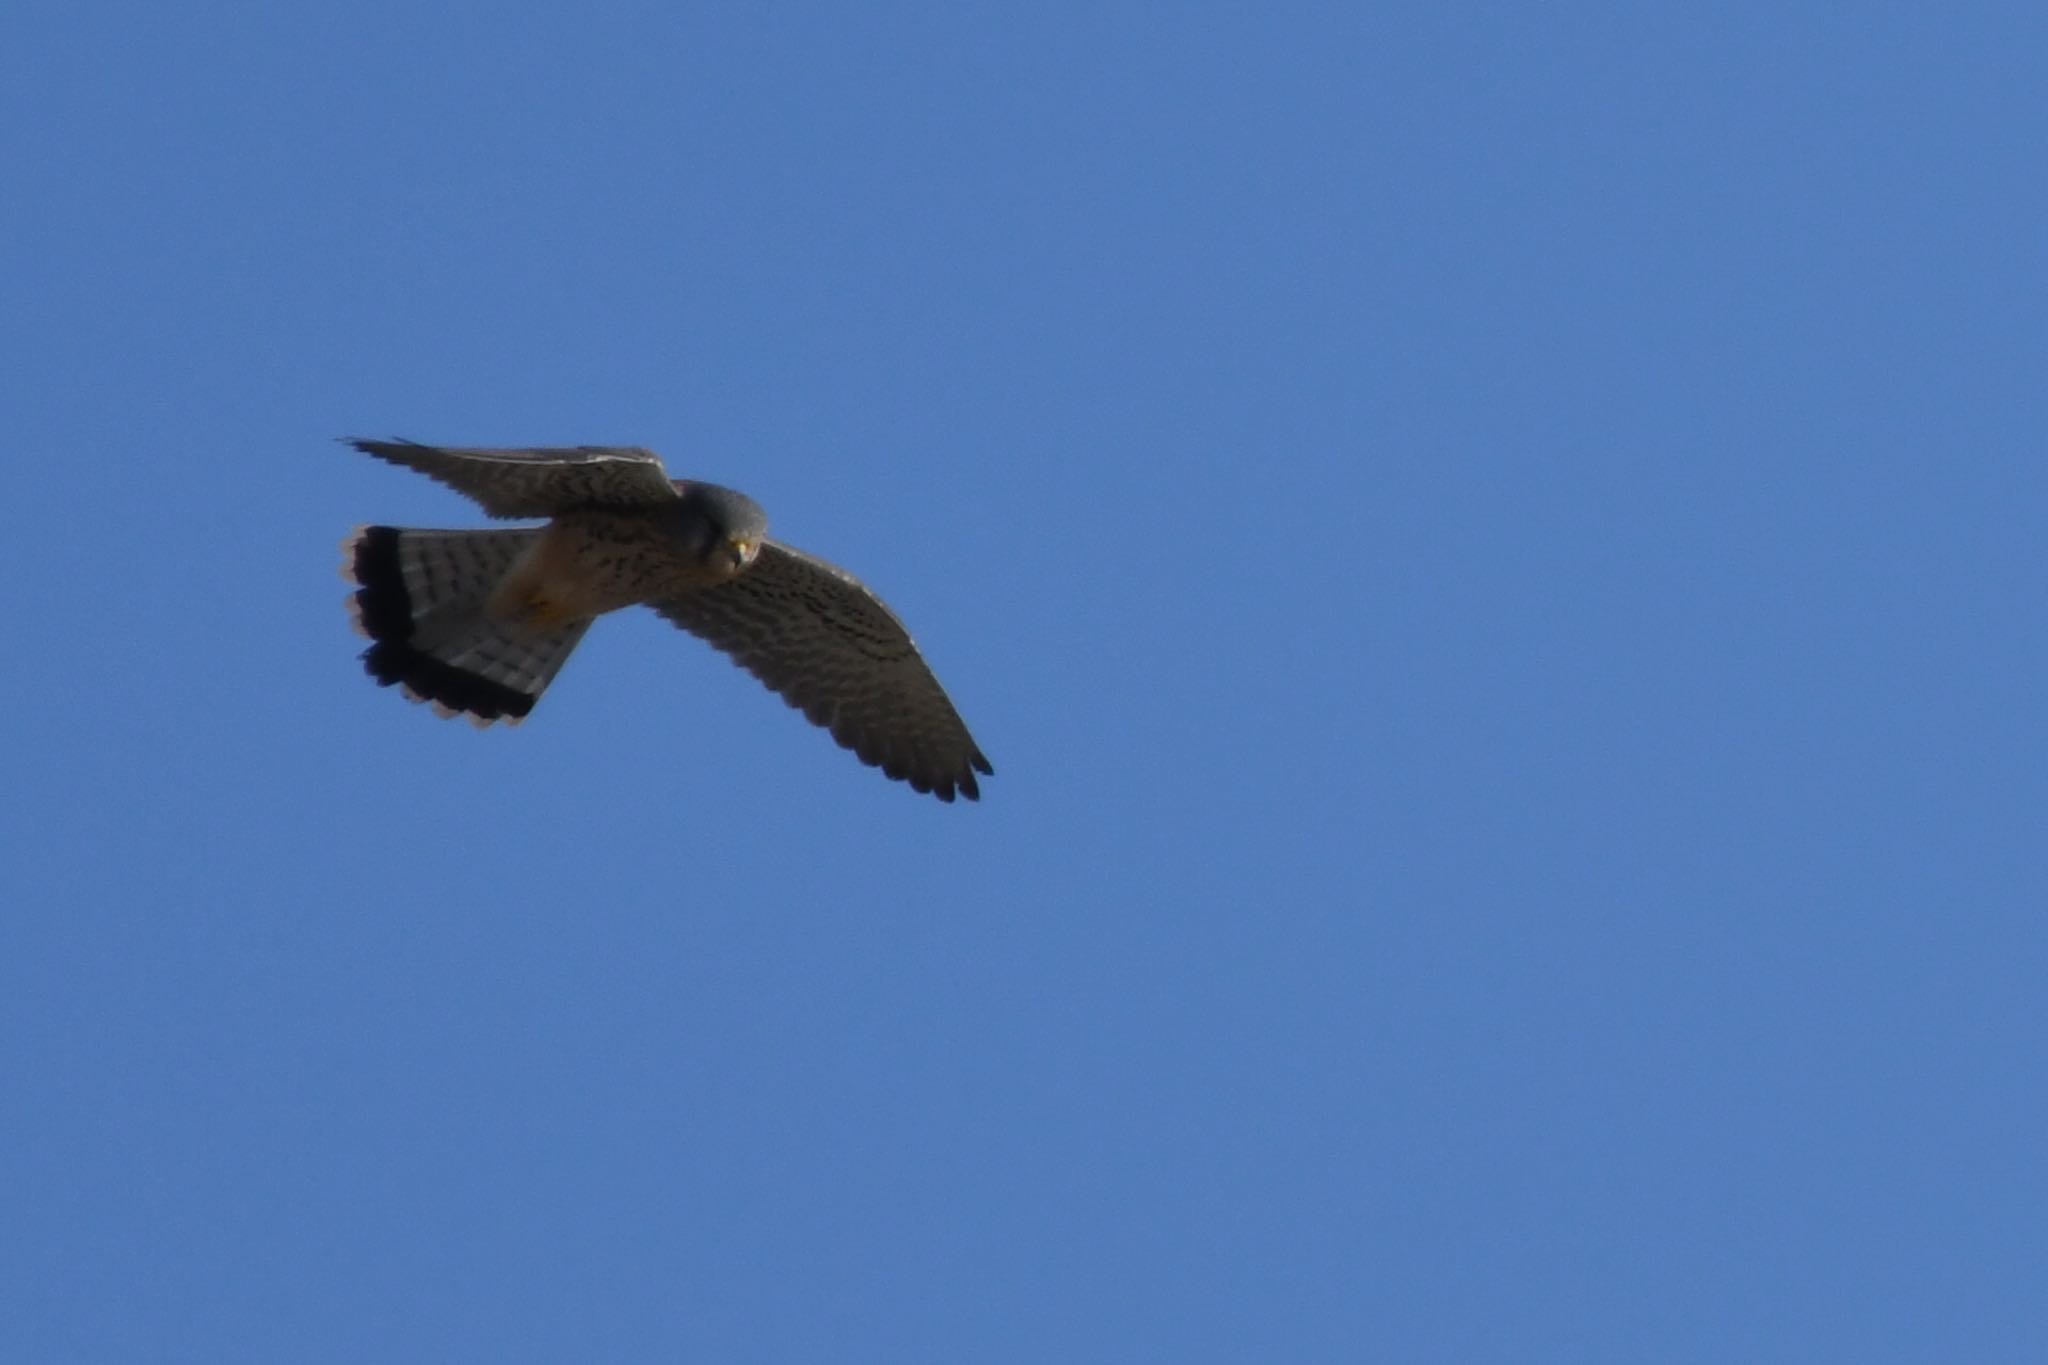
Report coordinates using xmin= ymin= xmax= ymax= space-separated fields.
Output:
xmin=652 ymin=542 xmax=993 ymax=801
xmin=346 ymin=438 xmax=681 ymax=518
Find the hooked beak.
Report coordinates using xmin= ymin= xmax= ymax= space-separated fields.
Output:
xmin=726 ymin=534 xmax=756 ymax=569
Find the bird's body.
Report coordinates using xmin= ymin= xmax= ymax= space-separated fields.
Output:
xmin=338 ymin=438 xmax=993 ymax=802
xmin=491 ymin=507 xmax=728 ymax=625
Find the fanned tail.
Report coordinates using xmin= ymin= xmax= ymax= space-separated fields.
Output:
xmin=342 ymin=525 xmax=589 ymax=726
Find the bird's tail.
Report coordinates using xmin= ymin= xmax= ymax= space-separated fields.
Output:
xmin=341 ymin=526 xmax=590 ymax=726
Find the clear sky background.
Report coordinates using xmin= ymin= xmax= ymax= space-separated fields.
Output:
xmin=3 ymin=3 xmax=2043 ymax=1360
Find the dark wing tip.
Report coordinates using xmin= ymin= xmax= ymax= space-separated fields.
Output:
xmin=836 ymin=728 xmax=986 ymax=804
xmin=341 ymin=436 xmax=426 ymax=459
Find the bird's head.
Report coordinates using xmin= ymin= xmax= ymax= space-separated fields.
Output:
xmin=676 ymin=482 xmax=768 ymax=577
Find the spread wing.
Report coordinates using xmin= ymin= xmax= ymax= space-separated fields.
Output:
xmin=652 ymin=542 xmax=994 ymax=802
xmin=345 ymin=438 xmax=682 ymax=518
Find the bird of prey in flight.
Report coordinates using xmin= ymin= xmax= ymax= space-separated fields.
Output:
xmin=339 ymin=438 xmax=993 ymax=802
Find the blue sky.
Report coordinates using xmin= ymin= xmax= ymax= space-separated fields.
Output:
xmin=3 ymin=2 xmax=2043 ymax=1360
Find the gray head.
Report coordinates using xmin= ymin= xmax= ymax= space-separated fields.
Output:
xmin=672 ymin=482 xmax=769 ymax=574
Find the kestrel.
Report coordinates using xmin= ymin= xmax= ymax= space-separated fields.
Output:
xmin=338 ymin=438 xmax=993 ymax=802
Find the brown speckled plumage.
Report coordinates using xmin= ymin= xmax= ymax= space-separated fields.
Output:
xmin=339 ymin=438 xmax=993 ymax=802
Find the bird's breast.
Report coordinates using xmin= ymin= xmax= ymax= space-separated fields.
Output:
xmin=487 ymin=512 xmax=722 ymax=626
